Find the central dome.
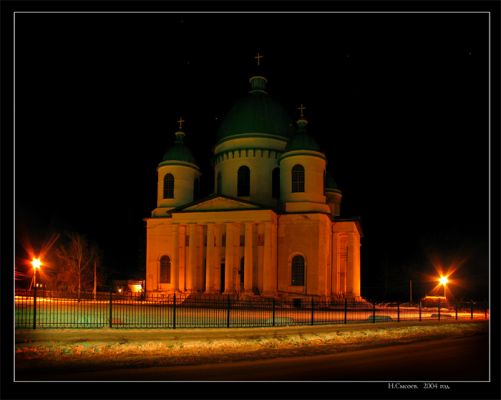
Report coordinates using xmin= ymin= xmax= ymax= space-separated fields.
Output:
xmin=216 ymin=76 xmax=295 ymax=143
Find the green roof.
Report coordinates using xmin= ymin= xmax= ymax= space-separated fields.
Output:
xmin=162 ymin=143 xmax=197 ymax=165
xmin=216 ymin=76 xmax=295 ymax=142
xmin=325 ymin=172 xmax=340 ymax=191
xmin=284 ymin=119 xmax=321 ymax=152
xmin=284 ymin=132 xmax=321 ymax=152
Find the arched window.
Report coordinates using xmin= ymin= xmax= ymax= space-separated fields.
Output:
xmin=163 ymin=174 xmax=174 ymax=199
xmin=291 ymin=165 xmax=305 ymax=193
xmin=160 ymin=256 xmax=171 ymax=284
xmin=193 ymin=177 xmax=200 ymax=200
xmin=291 ymin=255 xmax=305 ymax=286
xmin=237 ymin=166 xmax=250 ymax=196
xmin=272 ymin=167 xmax=280 ymax=199
xmin=217 ymin=172 xmax=222 ymax=194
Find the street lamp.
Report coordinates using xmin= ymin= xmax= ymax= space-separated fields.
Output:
xmin=439 ymin=275 xmax=448 ymax=298
xmin=31 ymin=257 xmax=41 ymax=289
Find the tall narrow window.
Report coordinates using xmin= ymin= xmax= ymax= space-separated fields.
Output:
xmin=323 ymin=170 xmax=326 ymax=195
xmin=160 ymin=255 xmax=171 ymax=284
xmin=217 ymin=172 xmax=222 ymax=194
xmin=193 ymin=177 xmax=200 ymax=200
xmin=240 ymin=257 xmax=245 ymax=290
xmin=272 ymin=167 xmax=280 ymax=198
xmin=291 ymin=165 xmax=305 ymax=193
xmin=237 ymin=166 xmax=250 ymax=196
xmin=291 ymin=255 xmax=305 ymax=286
xmin=163 ymin=174 xmax=174 ymax=199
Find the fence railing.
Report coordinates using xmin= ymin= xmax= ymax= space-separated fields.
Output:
xmin=14 ymin=289 xmax=489 ymax=329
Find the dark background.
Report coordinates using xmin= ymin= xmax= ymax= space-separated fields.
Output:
xmin=14 ymin=11 xmax=490 ymax=301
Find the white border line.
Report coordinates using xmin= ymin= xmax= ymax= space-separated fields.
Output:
xmin=13 ymin=10 xmax=492 ymax=385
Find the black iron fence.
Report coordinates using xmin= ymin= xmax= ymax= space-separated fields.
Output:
xmin=14 ymin=289 xmax=489 ymax=329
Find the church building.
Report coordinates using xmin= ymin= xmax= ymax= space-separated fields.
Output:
xmin=145 ymin=56 xmax=362 ymax=301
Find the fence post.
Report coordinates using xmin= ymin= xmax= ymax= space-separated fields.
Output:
xmin=344 ymin=298 xmax=348 ymax=324
xmin=419 ymin=301 xmax=422 ymax=321
xmin=438 ymin=302 xmax=441 ymax=321
xmin=33 ymin=285 xmax=37 ymax=330
xmin=272 ymin=298 xmax=275 ymax=327
xmin=372 ymin=302 xmax=376 ymax=323
xmin=311 ymin=297 xmax=314 ymax=326
xmin=471 ymin=302 xmax=474 ymax=320
xmin=397 ymin=303 xmax=400 ymax=322
xmin=226 ymin=295 xmax=231 ymax=328
xmin=455 ymin=304 xmax=458 ymax=320
xmin=173 ymin=294 xmax=176 ymax=329
xmin=109 ymin=290 xmax=113 ymax=328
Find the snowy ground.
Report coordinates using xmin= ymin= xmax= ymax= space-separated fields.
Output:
xmin=15 ymin=320 xmax=488 ymax=376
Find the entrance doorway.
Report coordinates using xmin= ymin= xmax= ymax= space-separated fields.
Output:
xmin=220 ymin=259 xmax=225 ymax=293
xmin=239 ymin=257 xmax=245 ymax=290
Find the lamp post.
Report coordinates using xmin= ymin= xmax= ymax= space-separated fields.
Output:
xmin=439 ymin=275 xmax=448 ymax=298
xmin=31 ymin=257 xmax=41 ymax=289
xmin=31 ymin=257 xmax=41 ymax=329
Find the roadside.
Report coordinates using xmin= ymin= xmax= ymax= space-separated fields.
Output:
xmin=15 ymin=320 xmax=488 ymax=377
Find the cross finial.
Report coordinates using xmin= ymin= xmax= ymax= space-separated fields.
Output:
xmin=177 ymin=116 xmax=185 ymax=130
xmin=298 ymin=104 xmax=306 ymax=119
xmin=254 ymin=52 xmax=263 ymax=67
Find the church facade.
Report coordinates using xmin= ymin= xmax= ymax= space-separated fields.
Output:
xmin=145 ymin=64 xmax=362 ymax=301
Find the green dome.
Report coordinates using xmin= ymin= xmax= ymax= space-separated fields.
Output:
xmin=325 ymin=172 xmax=339 ymax=191
xmin=216 ymin=76 xmax=295 ymax=142
xmin=162 ymin=143 xmax=197 ymax=164
xmin=161 ymin=130 xmax=197 ymax=165
xmin=284 ymin=118 xmax=321 ymax=152
xmin=285 ymin=132 xmax=321 ymax=152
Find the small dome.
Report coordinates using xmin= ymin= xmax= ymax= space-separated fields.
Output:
xmin=284 ymin=118 xmax=321 ymax=152
xmin=162 ymin=142 xmax=197 ymax=164
xmin=325 ymin=172 xmax=339 ymax=190
xmin=216 ymin=76 xmax=295 ymax=142
xmin=161 ymin=128 xmax=198 ymax=166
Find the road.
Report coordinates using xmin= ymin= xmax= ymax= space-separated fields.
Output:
xmin=17 ymin=333 xmax=488 ymax=381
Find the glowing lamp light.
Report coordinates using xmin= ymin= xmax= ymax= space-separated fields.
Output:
xmin=439 ymin=276 xmax=448 ymax=286
xmin=130 ymin=284 xmax=143 ymax=293
xmin=31 ymin=258 xmax=42 ymax=270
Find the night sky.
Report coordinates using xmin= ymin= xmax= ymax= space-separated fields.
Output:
xmin=14 ymin=11 xmax=490 ymax=301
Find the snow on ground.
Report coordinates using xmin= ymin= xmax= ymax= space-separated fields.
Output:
xmin=15 ymin=321 xmax=487 ymax=372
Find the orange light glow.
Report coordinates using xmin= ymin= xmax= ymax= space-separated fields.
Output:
xmin=439 ymin=276 xmax=448 ymax=286
xmin=31 ymin=258 xmax=42 ymax=270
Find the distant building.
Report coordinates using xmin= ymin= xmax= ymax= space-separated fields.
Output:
xmin=145 ymin=57 xmax=362 ymax=301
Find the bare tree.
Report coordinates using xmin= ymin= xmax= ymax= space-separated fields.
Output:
xmin=53 ymin=232 xmax=101 ymax=299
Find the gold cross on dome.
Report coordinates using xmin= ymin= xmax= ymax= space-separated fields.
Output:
xmin=254 ymin=52 xmax=263 ymax=67
xmin=298 ymin=104 xmax=306 ymax=118
xmin=177 ymin=116 xmax=185 ymax=130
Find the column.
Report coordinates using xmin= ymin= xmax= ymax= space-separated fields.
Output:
xmin=346 ymin=233 xmax=354 ymax=297
xmin=330 ymin=227 xmax=337 ymax=297
xmin=178 ymin=225 xmax=186 ymax=291
xmin=243 ymin=222 xmax=254 ymax=294
xmin=195 ymin=224 xmax=204 ymax=292
xmin=352 ymin=233 xmax=361 ymax=298
xmin=205 ymin=223 xmax=216 ymax=293
xmin=262 ymin=221 xmax=277 ymax=296
xmin=214 ymin=224 xmax=223 ymax=292
xmin=173 ymin=224 xmax=179 ymax=291
xmin=187 ymin=224 xmax=197 ymax=291
xmin=233 ymin=223 xmax=241 ymax=293
xmin=224 ymin=223 xmax=234 ymax=294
